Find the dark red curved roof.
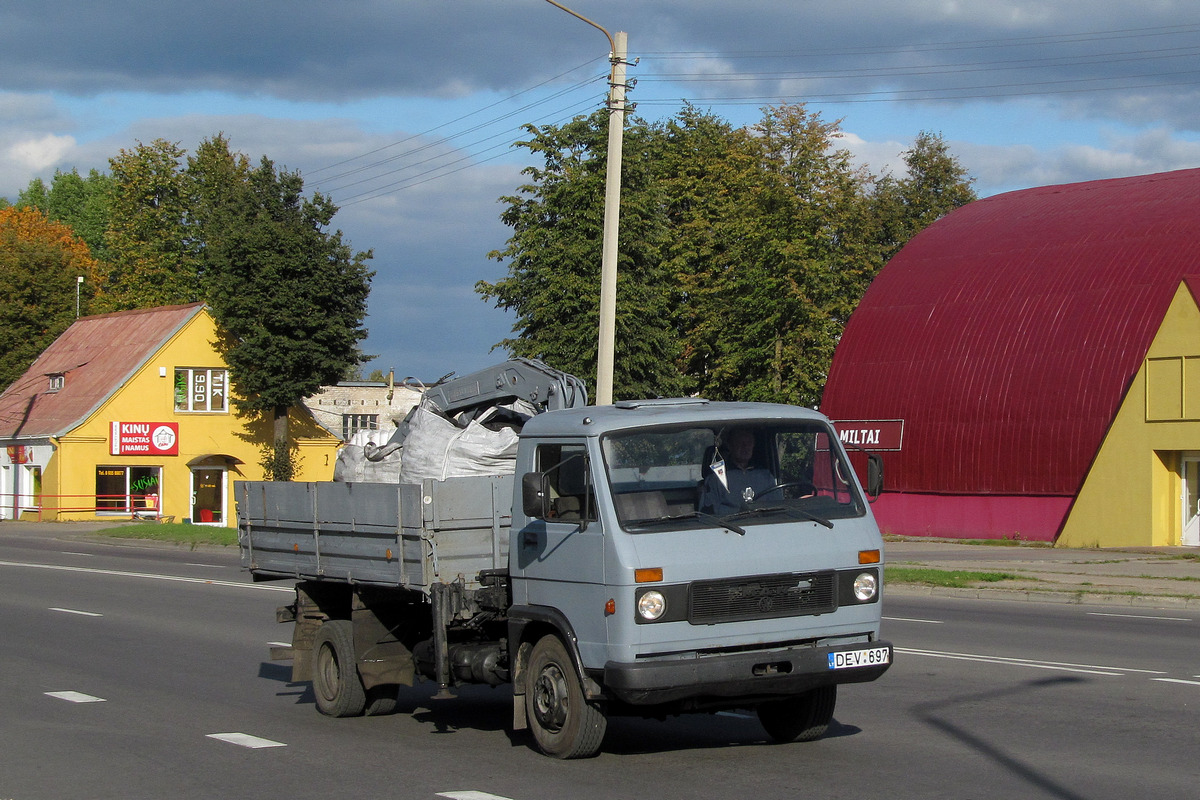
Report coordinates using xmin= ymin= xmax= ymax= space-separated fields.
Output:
xmin=822 ymin=168 xmax=1200 ymax=496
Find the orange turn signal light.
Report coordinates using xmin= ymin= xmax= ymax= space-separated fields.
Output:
xmin=605 ymin=598 xmax=616 ymax=615
xmin=858 ymin=549 xmax=881 ymax=565
xmin=635 ymin=567 xmax=663 ymax=583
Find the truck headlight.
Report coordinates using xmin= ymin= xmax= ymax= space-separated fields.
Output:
xmin=637 ymin=590 xmax=666 ymax=620
xmin=853 ymin=572 xmax=878 ymax=602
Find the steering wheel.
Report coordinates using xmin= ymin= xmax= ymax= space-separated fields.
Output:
xmin=754 ymin=481 xmax=815 ymax=501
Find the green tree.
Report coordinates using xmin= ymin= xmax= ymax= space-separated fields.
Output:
xmin=17 ymin=169 xmax=114 ymax=262
xmin=191 ymin=136 xmax=374 ymax=475
xmin=872 ymin=131 xmax=977 ymax=262
xmin=477 ymin=111 xmax=685 ymax=400
xmin=670 ymin=104 xmax=879 ymax=406
xmin=0 ymin=206 xmax=99 ymax=390
xmin=97 ymin=139 xmax=199 ymax=311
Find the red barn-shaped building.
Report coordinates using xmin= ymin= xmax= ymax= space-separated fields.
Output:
xmin=822 ymin=168 xmax=1200 ymax=546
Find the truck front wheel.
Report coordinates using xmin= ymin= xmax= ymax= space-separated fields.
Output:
xmin=525 ymin=634 xmax=606 ymax=758
xmin=757 ymin=685 xmax=837 ymax=743
xmin=313 ymin=620 xmax=367 ymax=717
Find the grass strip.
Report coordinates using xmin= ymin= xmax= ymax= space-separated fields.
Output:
xmin=94 ymin=522 xmax=238 ymax=548
xmin=885 ymin=566 xmax=1024 ymax=588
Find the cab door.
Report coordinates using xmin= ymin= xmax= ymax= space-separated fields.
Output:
xmin=511 ymin=441 xmax=607 ymax=644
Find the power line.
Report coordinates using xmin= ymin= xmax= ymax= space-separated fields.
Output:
xmin=324 ymin=20 xmax=1200 ymax=203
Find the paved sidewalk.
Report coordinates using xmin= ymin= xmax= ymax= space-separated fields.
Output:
xmin=885 ymin=539 xmax=1200 ymax=608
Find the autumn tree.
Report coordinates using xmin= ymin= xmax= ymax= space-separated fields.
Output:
xmin=0 ymin=207 xmax=98 ymax=389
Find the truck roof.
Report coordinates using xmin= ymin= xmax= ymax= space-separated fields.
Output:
xmin=521 ymin=398 xmax=830 ymax=438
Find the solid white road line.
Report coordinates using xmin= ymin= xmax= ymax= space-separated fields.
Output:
xmin=49 ymin=607 xmax=103 ymax=617
xmin=46 ymin=691 xmax=106 ymax=703
xmin=437 ymin=793 xmax=516 ymax=800
xmin=0 ymin=559 xmax=291 ymax=592
xmin=206 ymin=733 xmax=286 ymax=749
xmin=1152 ymin=677 xmax=1200 ymax=687
xmin=883 ymin=616 xmax=945 ymax=624
xmin=1087 ymin=612 xmax=1192 ymax=622
xmin=896 ymin=647 xmax=1167 ymax=676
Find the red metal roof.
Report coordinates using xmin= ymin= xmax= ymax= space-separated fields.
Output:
xmin=821 ymin=168 xmax=1200 ymax=496
xmin=0 ymin=304 xmax=205 ymax=439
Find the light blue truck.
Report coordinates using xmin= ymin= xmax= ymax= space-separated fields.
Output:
xmin=239 ymin=360 xmax=892 ymax=758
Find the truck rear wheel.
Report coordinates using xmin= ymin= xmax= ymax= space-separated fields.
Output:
xmin=525 ymin=634 xmax=606 ymax=758
xmin=757 ymin=685 xmax=837 ymax=743
xmin=313 ymin=620 xmax=367 ymax=717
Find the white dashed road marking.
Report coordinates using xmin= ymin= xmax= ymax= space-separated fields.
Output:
xmin=49 ymin=607 xmax=103 ymax=617
xmin=46 ymin=691 xmax=106 ymax=703
xmin=437 ymin=792 xmax=516 ymax=800
xmin=206 ymin=733 xmax=287 ymax=749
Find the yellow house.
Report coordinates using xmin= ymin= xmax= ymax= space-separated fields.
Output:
xmin=1059 ymin=278 xmax=1200 ymax=547
xmin=0 ymin=303 xmax=340 ymax=526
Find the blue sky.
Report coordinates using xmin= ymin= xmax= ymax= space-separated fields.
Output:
xmin=4 ymin=1 xmax=1200 ymax=380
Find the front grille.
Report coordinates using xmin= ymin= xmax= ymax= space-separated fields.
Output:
xmin=689 ymin=570 xmax=836 ymax=624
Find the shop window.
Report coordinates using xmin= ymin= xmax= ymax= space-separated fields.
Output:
xmin=342 ymin=413 xmax=379 ymax=440
xmin=174 ymin=368 xmax=228 ymax=413
xmin=95 ymin=466 xmax=161 ymax=513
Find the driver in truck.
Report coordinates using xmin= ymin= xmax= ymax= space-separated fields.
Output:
xmin=699 ymin=427 xmax=776 ymax=515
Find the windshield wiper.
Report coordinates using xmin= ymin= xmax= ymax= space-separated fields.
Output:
xmin=626 ymin=511 xmax=746 ymax=536
xmin=728 ymin=505 xmax=834 ymax=530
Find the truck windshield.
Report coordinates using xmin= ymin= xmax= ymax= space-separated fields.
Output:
xmin=601 ymin=421 xmax=865 ymax=532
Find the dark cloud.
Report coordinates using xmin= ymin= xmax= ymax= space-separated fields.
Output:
xmin=5 ymin=1 xmax=1199 ymax=130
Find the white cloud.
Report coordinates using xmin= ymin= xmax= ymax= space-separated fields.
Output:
xmin=6 ymin=133 xmax=76 ymax=171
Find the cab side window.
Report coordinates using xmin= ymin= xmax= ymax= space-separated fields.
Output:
xmin=535 ymin=443 xmax=596 ymax=522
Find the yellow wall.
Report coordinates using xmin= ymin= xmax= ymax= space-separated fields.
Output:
xmin=44 ymin=308 xmax=339 ymax=526
xmin=1059 ymin=283 xmax=1200 ymax=547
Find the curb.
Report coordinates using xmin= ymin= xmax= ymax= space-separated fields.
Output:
xmin=887 ymin=583 xmax=1200 ymax=609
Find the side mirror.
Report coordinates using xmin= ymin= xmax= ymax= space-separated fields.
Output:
xmin=522 ymin=472 xmax=551 ymax=519
xmin=866 ymin=454 xmax=884 ymax=501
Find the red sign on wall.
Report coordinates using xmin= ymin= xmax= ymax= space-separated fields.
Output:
xmin=110 ymin=422 xmax=179 ymax=456
xmin=832 ymin=419 xmax=904 ymax=451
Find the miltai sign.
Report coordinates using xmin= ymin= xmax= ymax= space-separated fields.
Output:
xmin=832 ymin=420 xmax=904 ymax=451
xmin=110 ymin=422 xmax=179 ymax=456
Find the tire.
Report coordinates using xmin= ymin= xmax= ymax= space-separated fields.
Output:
xmin=524 ymin=634 xmax=607 ymax=758
xmin=364 ymin=683 xmax=399 ymax=716
xmin=312 ymin=620 xmax=367 ymax=717
xmin=757 ymin=685 xmax=837 ymax=743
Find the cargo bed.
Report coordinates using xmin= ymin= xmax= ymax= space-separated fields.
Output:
xmin=237 ymin=476 xmax=513 ymax=592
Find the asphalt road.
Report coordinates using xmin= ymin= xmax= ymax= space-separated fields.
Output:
xmin=2 ymin=531 xmax=1197 ymax=799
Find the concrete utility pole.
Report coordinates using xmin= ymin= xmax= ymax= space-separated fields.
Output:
xmin=543 ymin=1 xmax=629 ymax=405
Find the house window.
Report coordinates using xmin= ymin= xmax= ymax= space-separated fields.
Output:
xmin=47 ymin=374 xmax=65 ymax=392
xmin=342 ymin=413 xmax=379 ymax=440
xmin=96 ymin=466 xmax=161 ymax=514
xmin=174 ymin=368 xmax=228 ymax=413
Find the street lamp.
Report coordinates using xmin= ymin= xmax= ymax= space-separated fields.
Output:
xmin=543 ymin=1 xmax=630 ymax=405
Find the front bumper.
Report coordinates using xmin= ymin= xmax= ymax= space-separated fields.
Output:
xmin=602 ymin=639 xmax=893 ymax=705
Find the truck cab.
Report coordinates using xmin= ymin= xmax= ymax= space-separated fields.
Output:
xmin=508 ymin=398 xmax=891 ymax=756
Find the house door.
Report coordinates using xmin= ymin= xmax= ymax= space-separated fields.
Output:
xmin=191 ymin=468 xmax=225 ymax=525
xmin=1182 ymin=455 xmax=1200 ymax=547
